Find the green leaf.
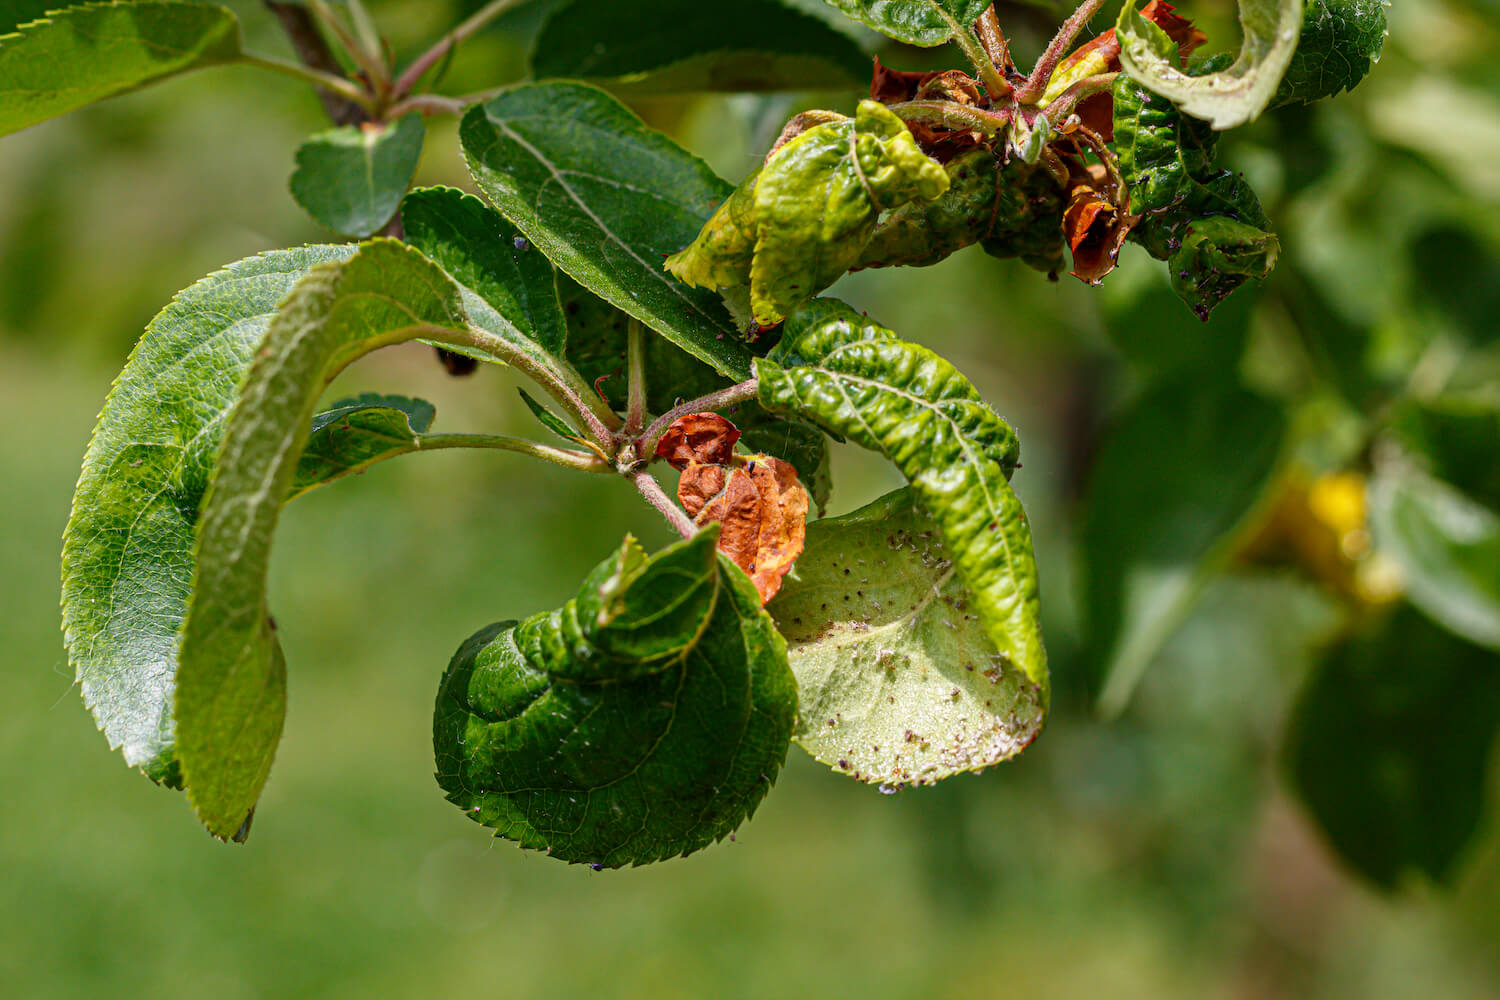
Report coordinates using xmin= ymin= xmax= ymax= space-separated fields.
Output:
xmin=667 ymin=101 xmax=949 ymax=327
xmin=0 ymin=1 xmax=241 ymax=137
xmin=1113 ymin=66 xmax=1279 ymax=318
xmin=770 ymin=489 xmax=1045 ymax=785
xmin=460 ymin=82 xmax=753 ymax=380
xmin=1369 ymin=467 xmax=1500 ymax=651
xmin=755 ymin=299 xmax=1047 ymax=697
xmin=1285 ymin=605 xmax=1500 ymax=888
xmin=532 ymin=0 xmax=869 ymax=93
xmin=61 ymin=244 xmax=353 ymax=786
xmin=176 ymin=239 xmax=478 ymax=840
xmin=818 ymin=0 xmax=991 ymax=47
xmin=290 ymin=114 xmax=425 ymax=238
xmin=734 ymin=406 xmax=832 ymax=517
xmin=1082 ymin=378 xmax=1285 ymax=716
xmin=1387 ymin=397 xmax=1500 ymax=508
xmin=1116 ymin=0 xmax=1304 ymax=130
xmin=516 ymin=387 xmax=581 ymax=442
xmin=433 ymin=529 xmax=797 ymax=867
xmin=556 ymin=272 xmax=728 ymax=414
xmin=401 ymin=186 xmax=568 ymax=361
xmin=1272 ymin=0 xmax=1387 ymax=108
xmin=289 ymin=392 xmax=436 ymax=500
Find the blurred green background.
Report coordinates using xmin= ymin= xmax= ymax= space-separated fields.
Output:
xmin=3 ymin=1 xmax=1499 ymax=997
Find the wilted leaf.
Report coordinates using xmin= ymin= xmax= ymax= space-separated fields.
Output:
xmin=655 ymin=412 xmax=741 ymax=469
xmin=61 ymin=245 xmax=353 ymax=788
xmin=1116 ymin=0 xmax=1304 ymax=130
xmin=0 ymin=1 xmax=241 ymax=137
xmin=1040 ymin=0 xmax=1206 ymax=106
xmin=817 ymin=0 xmax=991 ymax=48
xmin=756 ymin=299 xmax=1047 ymax=696
xmin=677 ymin=453 xmax=809 ymax=603
xmin=1063 ymin=174 xmax=1133 ymax=284
xmin=1286 ymin=605 xmax=1500 ymax=888
xmin=532 ymin=0 xmax=869 ymax=93
xmin=667 ymin=100 xmax=949 ymax=327
xmin=733 ymin=407 xmax=833 ymax=516
xmin=433 ymin=529 xmax=797 ymax=867
xmin=290 ymin=115 xmax=425 ymax=238
xmin=769 ymin=489 xmax=1045 ymax=786
xmin=460 ymin=83 xmax=753 ymax=379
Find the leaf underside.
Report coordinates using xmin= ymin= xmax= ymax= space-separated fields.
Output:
xmin=771 ymin=489 xmax=1044 ymax=785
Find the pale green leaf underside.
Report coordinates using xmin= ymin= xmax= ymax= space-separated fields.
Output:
xmin=819 ymin=0 xmax=990 ymax=47
xmin=434 ymin=531 xmax=797 ymax=867
xmin=1370 ymin=469 xmax=1500 ymax=651
xmin=771 ymin=489 xmax=1044 ymax=785
xmin=0 ymin=1 xmax=241 ymax=137
xmin=756 ymin=298 xmax=1047 ymax=699
xmin=61 ymin=244 xmax=353 ymax=785
xmin=176 ymin=239 xmax=478 ymax=839
xmin=459 ymin=82 xmax=752 ymax=380
xmin=1116 ymin=0 xmax=1304 ymax=129
xmin=532 ymin=0 xmax=869 ymax=93
xmin=290 ymin=113 xmax=425 ymax=238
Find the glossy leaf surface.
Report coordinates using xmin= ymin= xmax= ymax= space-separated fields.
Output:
xmin=1370 ymin=468 xmax=1500 ymax=651
xmin=667 ymin=101 xmax=948 ymax=327
xmin=1272 ymin=0 xmax=1387 ymax=108
xmin=1116 ymin=0 xmax=1303 ymax=129
xmin=290 ymin=114 xmax=425 ymax=238
xmin=433 ymin=530 xmax=797 ymax=867
xmin=532 ymin=0 xmax=869 ymax=93
xmin=1083 ymin=378 xmax=1284 ymax=715
xmin=401 ymin=186 xmax=568 ymax=361
xmin=0 ymin=1 xmax=240 ymax=137
xmin=1286 ymin=606 xmax=1500 ymax=888
xmin=756 ymin=299 xmax=1046 ymax=696
xmin=61 ymin=244 xmax=352 ymax=787
xmin=770 ymin=489 xmax=1044 ymax=785
xmin=460 ymin=83 xmax=752 ymax=379
xmin=818 ymin=0 xmax=990 ymax=47
xmin=176 ymin=239 xmax=476 ymax=839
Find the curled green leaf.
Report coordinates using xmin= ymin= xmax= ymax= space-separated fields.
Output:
xmin=1116 ymin=0 xmax=1304 ymax=130
xmin=290 ymin=393 xmax=437 ymax=499
xmin=755 ymin=299 xmax=1047 ymax=697
xmin=433 ymin=529 xmax=797 ymax=867
xmin=1113 ymin=64 xmax=1279 ymax=317
xmin=770 ymin=489 xmax=1045 ymax=786
xmin=1272 ymin=0 xmax=1387 ymax=108
xmin=667 ymin=101 xmax=949 ymax=327
xmin=61 ymin=245 xmax=353 ymax=787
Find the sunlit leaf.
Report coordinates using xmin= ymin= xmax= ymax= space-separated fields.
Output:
xmin=1272 ymin=0 xmax=1387 ymax=108
xmin=433 ymin=530 xmax=797 ymax=867
xmin=0 ymin=1 xmax=241 ymax=137
xmin=756 ymin=299 xmax=1047 ymax=697
xmin=817 ymin=0 xmax=990 ymax=47
xmin=770 ymin=489 xmax=1045 ymax=786
xmin=1116 ymin=0 xmax=1304 ymax=130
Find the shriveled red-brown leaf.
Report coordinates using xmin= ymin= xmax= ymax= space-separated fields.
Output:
xmin=868 ymin=58 xmax=986 ymax=161
xmin=677 ymin=454 xmax=809 ymax=604
xmin=654 ymin=412 xmax=741 ymax=470
xmin=1064 ymin=173 xmax=1134 ymax=284
xmin=1050 ymin=0 xmax=1206 ymax=86
xmin=767 ymin=109 xmax=848 ymax=159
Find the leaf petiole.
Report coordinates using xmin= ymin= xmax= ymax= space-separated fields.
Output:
xmin=237 ymin=53 xmax=379 ymax=115
xmin=629 ymin=469 xmax=697 ymax=538
xmin=625 ymin=319 xmax=648 ymax=438
xmin=1015 ymin=0 xmax=1106 ymax=104
xmin=888 ymin=100 xmax=1011 ymax=136
xmin=636 ymin=379 xmax=760 ymax=460
xmin=393 ymin=0 xmax=529 ymax=98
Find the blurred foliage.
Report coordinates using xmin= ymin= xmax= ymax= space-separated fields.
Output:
xmin=4 ymin=0 xmax=1500 ymax=996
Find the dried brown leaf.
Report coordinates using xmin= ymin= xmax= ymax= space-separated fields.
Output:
xmin=654 ymin=412 xmax=742 ymax=470
xmin=678 ymin=454 xmax=809 ymax=603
